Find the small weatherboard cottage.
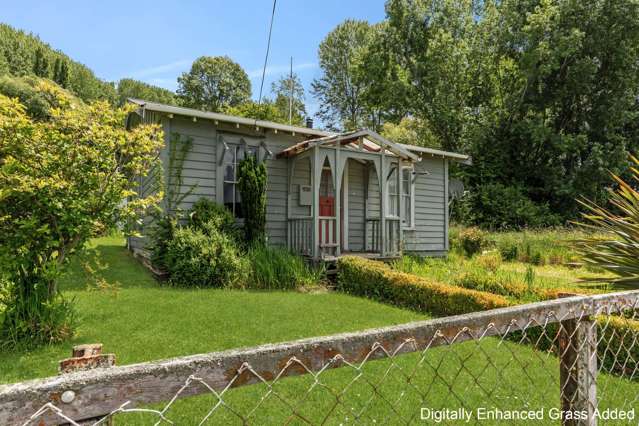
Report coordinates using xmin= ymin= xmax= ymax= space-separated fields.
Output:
xmin=127 ymin=99 xmax=471 ymax=261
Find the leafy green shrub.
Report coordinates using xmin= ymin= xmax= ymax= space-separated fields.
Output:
xmin=164 ymin=225 xmax=247 ymax=288
xmin=521 ymin=242 xmax=544 ymax=265
xmin=475 ymin=251 xmax=502 ymax=273
xmin=0 ymin=75 xmax=81 ymax=120
xmin=337 ymin=256 xmax=509 ymax=316
xmin=188 ymin=198 xmax=239 ymax=239
xmin=466 ymin=184 xmax=561 ymax=230
xmin=237 ymin=155 xmax=267 ymax=245
xmin=246 ymin=246 xmax=324 ymax=290
xmin=458 ymin=227 xmax=487 ymax=257
xmin=0 ymin=93 xmax=162 ymax=348
xmin=148 ymin=214 xmax=179 ymax=271
xmin=498 ymin=243 xmax=518 ymax=261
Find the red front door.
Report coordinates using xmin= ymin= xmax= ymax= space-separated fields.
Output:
xmin=319 ymin=195 xmax=335 ymax=247
xmin=319 ymin=196 xmax=335 ymax=217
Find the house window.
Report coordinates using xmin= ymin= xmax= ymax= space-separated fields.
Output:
xmin=223 ymin=145 xmax=259 ymax=218
xmin=401 ymin=166 xmax=414 ymax=228
xmin=387 ymin=166 xmax=399 ymax=217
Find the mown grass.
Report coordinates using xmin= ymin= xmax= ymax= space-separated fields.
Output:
xmin=3 ymin=233 xmax=639 ymax=424
xmin=118 ymin=339 xmax=639 ymax=425
xmin=0 ymin=236 xmax=425 ymax=384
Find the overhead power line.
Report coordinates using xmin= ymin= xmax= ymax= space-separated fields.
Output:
xmin=257 ymin=0 xmax=277 ymax=106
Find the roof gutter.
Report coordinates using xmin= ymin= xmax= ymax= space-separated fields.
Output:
xmin=399 ymin=143 xmax=472 ymax=165
xmin=128 ymin=98 xmax=331 ymax=138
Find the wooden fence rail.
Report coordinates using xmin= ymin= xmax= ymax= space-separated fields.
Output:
xmin=3 ymin=291 xmax=639 ymax=425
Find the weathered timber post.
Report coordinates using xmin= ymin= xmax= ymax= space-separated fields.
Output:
xmin=59 ymin=344 xmax=116 ymax=425
xmin=559 ymin=310 xmax=597 ymax=426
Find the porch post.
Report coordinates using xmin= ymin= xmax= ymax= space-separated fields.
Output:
xmin=334 ymin=143 xmax=342 ymax=256
xmin=286 ymin=158 xmax=293 ymax=251
xmin=312 ymin=145 xmax=321 ymax=260
xmin=380 ymin=146 xmax=386 ymax=257
xmin=396 ymin=159 xmax=401 ymax=255
xmin=363 ymin=164 xmax=369 ymax=252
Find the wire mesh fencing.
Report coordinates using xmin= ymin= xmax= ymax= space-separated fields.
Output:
xmin=4 ymin=291 xmax=639 ymax=425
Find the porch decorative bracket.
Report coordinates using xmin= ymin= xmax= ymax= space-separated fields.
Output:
xmin=218 ymin=136 xmax=230 ymax=166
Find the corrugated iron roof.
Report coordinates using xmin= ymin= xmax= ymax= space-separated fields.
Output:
xmin=277 ymin=129 xmax=420 ymax=161
xmin=128 ymin=98 xmax=470 ymax=163
xmin=128 ymin=98 xmax=331 ymax=137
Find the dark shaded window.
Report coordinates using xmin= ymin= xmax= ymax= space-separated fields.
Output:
xmin=223 ymin=145 xmax=258 ymax=218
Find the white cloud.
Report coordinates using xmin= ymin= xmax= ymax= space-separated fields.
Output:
xmin=128 ymin=59 xmax=191 ymax=78
xmin=247 ymin=62 xmax=317 ymax=79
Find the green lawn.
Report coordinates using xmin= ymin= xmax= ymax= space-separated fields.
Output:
xmin=0 ymin=236 xmax=426 ymax=384
xmin=3 ymin=236 xmax=639 ymax=424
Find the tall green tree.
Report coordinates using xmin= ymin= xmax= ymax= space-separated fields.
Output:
xmin=466 ymin=0 xmax=639 ymax=220
xmin=53 ymin=58 xmax=69 ymax=88
xmin=312 ymin=20 xmax=375 ymax=131
xmin=271 ymin=73 xmax=306 ymax=126
xmin=32 ymin=48 xmax=49 ymax=78
xmin=224 ymin=100 xmax=288 ymax=123
xmin=117 ymin=78 xmax=179 ymax=106
xmin=386 ymin=0 xmax=478 ymax=151
xmin=357 ymin=21 xmax=412 ymax=128
xmin=381 ymin=0 xmax=639 ymax=225
xmin=177 ymin=56 xmax=251 ymax=112
xmin=0 ymin=24 xmax=116 ymax=103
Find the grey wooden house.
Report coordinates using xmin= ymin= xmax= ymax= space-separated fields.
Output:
xmin=127 ymin=99 xmax=470 ymax=261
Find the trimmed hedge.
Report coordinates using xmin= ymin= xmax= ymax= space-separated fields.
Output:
xmin=599 ymin=315 xmax=639 ymax=377
xmin=338 ymin=256 xmax=638 ymax=381
xmin=337 ymin=256 xmax=509 ymax=316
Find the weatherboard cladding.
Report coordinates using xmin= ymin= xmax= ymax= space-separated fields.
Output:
xmin=347 ymin=160 xmax=366 ymax=252
xmin=130 ymin=109 xmax=450 ymax=255
xmin=403 ymin=157 xmax=447 ymax=253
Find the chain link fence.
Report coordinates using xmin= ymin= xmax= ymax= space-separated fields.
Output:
xmin=3 ymin=291 xmax=639 ymax=425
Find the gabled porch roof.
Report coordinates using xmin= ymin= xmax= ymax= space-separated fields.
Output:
xmin=276 ymin=129 xmax=420 ymax=162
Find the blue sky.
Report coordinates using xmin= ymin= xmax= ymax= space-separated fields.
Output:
xmin=3 ymin=0 xmax=387 ymax=116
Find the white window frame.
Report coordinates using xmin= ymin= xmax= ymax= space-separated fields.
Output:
xmin=222 ymin=144 xmax=243 ymax=218
xmin=400 ymin=164 xmax=415 ymax=230
xmin=217 ymin=135 xmax=261 ymax=219
xmin=386 ymin=165 xmax=400 ymax=219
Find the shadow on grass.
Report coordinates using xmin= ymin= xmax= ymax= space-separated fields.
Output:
xmin=58 ymin=236 xmax=156 ymax=292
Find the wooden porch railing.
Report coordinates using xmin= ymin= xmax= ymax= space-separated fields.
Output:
xmin=288 ymin=218 xmax=313 ymax=256
xmin=318 ymin=216 xmax=338 ymax=257
xmin=365 ymin=217 xmax=401 ymax=256
xmin=290 ymin=216 xmax=400 ymax=259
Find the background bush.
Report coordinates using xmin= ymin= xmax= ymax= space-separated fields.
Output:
xmin=164 ymin=224 xmax=247 ymax=288
xmin=489 ymin=229 xmax=580 ymax=266
xmin=457 ymin=227 xmax=487 ymax=257
xmin=459 ymin=184 xmax=561 ymax=230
